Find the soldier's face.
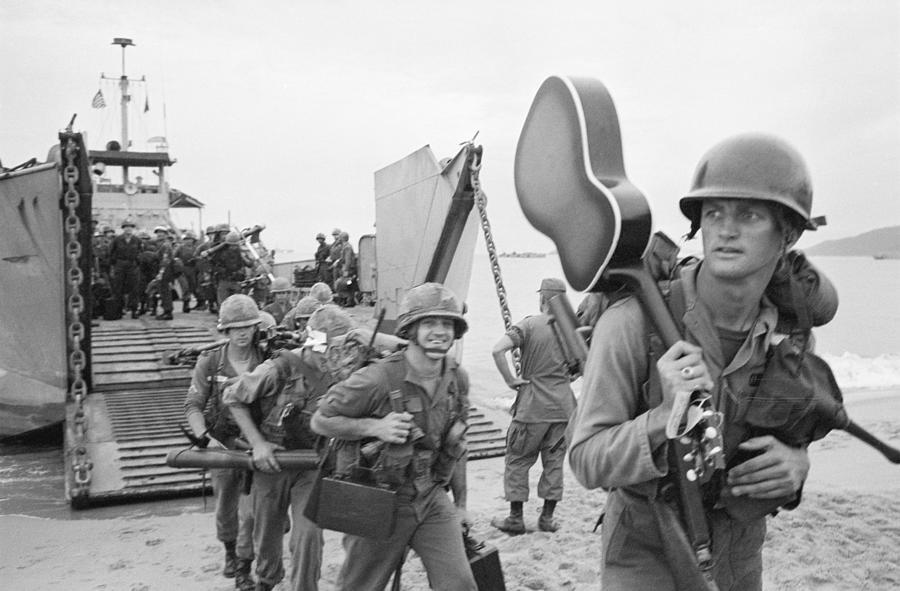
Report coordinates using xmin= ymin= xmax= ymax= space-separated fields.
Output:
xmin=413 ymin=317 xmax=455 ymax=359
xmin=227 ymin=325 xmax=257 ymax=348
xmin=700 ymin=199 xmax=785 ymax=282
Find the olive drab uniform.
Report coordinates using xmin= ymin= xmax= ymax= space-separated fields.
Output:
xmin=182 ymin=343 xmax=261 ymax=570
xmin=211 ymin=244 xmax=247 ymax=305
xmin=109 ymin=232 xmax=143 ymax=316
xmin=317 ymin=350 xmax=476 ymax=591
xmin=223 ymin=347 xmax=332 ymax=591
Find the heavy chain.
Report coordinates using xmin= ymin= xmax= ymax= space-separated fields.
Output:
xmin=63 ymin=137 xmax=92 ymax=497
xmin=469 ymin=145 xmax=521 ymax=375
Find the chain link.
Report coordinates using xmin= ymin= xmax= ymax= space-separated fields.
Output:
xmin=469 ymin=145 xmax=521 ymax=375
xmin=63 ymin=137 xmax=93 ymax=496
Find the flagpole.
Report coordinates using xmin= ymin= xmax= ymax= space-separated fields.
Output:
xmin=112 ymin=37 xmax=134 ymax=184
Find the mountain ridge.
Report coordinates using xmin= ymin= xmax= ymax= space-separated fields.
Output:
xmin=804 ymin=225 xmax=900 ymax=258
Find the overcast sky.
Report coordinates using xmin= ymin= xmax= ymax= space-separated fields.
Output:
xmin=2 ymin=0 xmax=898 ymax=260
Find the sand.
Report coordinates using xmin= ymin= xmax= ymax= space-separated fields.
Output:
xmin=3 ymin=389 xmax=899 ymax=591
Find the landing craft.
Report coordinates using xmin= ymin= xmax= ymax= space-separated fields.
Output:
xmin=0 ymin=40 xmax=506 ymax=507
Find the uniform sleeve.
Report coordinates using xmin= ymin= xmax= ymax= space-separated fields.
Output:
xmin=183 ymin=353 xmax=214 ymax=420
xmin=222 ymin=358 xmax=281 ymax=406
xmin=317 ymin=363 xmax=386 ymax=419
xmin=567 ymin=297 xmax=669 ymax=491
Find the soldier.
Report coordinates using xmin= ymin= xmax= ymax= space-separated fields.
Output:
xmin=183 ymin=294 xmax=262 ymax=590
xmin=311 ymin=283 xmax=476 ymax=591
xmin=314 ymin=233 xmax=331 ymax=285
xmin=176 ymin=230 xmax=200 ymax=313
xmin=568 ymin=133 xmax=828 ymax=590
xmin=151 ymin=226 xmax=176 ymax=320
xmin=281 ymin=295 xmax=322 ymax=332
xmin=222 ymin=309 xmax=354 ymax=591
xmin=333 ymin=231 xmax=358 ymax=307
xmin=210 ymin=231 xmax=252 ymax=306
xmin=108 ymin=219 xmax=142 ymax=319
xmin=327 ymin=228 xmax=343 ymax=274
xmin=490 ymin=277 xmax=576 ymax=534
xmin=194 ymin=225 xmax=223 ymax=313
xmin=262 ymin=277 xmax=292 ymax=325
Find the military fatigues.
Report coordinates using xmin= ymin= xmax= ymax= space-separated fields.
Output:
xmin=567 ymin=264 xmax=781 ymax=591
xmin=223 ymin=348 xmax=331 ymax=590
xmin=183 ymin=344 xmax=261 ymax=560
xmin=210 ymin=245 xmax=247 ymax=305
xmin=317 ymin=351 xmax=476 ymax=591
xmin=504 ymin=314 xmax=576 ymax=503
xmin=175 ymin=241 xmax=199 ymax=310
xmin=108 ymin=233 xmax=142 ymax=315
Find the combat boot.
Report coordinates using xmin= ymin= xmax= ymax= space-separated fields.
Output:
xmin=223 ymin=541 xmax=238 ymax=578
xmin=234 ymin=558 xmax=254 ymax=591
xmin=182 ymin=300 xmax=191 ymax=313
xmin=490 ymin=514 xmax=526 ymax=535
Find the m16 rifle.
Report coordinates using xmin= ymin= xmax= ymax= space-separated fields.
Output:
xmin=161 ymin=338 xmax=230 ymax=366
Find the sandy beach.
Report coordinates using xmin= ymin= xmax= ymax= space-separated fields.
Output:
xmin=3 ymin=388 xmax=899 ymax=591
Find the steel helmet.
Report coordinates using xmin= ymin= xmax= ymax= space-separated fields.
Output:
xmin=293 ymin=296 xmax=323 ymax=319
xmin=205 ymin=225 xmax=216 ymax=235
xmin=215 ymin=223 xmax=230 ymax=234
xmin=270 ymin=277 xmax=291 ymax=292
xmin=316 ymin=233 xmax=326 ymax=240
xmin=340 ymin=231 xmax=349 ymax=241
xmin=395 ymin=282 xmax=468 ymax=339
xmin=217 ymin=294 xmax=261 ymax=331
xmin=182 ymin=230 xmax=197 ymax=241
xmin=680 ymin=133 xmax=824 ymax=238
xmin=224 ymin=231 xmax=241 ymax=245
xmin=257 ymin=311 xmax=277 ymax=333
xmin=153 ymin=225 xmax=169 ymax=235
xmin=308 ymin=305 xmax=355 ymax=343
xmin=310 ymin=282 xmax=334 ymax=304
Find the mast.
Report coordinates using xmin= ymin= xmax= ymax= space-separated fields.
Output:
xmin=103 ymin=37 xmax=136 ymax=182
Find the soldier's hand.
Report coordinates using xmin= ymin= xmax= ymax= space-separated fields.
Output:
xmin=252 ymin=440 xmax=285 ymax=473
xmin=726 ymin=436 xmax=809 ymax=499
xmin=657 ymin=340 xmax=713 ymax=412
xmin=506 ymin=377 xmax=530 ymax=390
xmin=374 ymin=412 xmax=414 ymax=444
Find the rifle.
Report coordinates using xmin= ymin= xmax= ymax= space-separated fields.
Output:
xmin=162 ymin=338 xmax=229 ymax=366
xmin=546 ymin=294 xmax=591 ymax=378
xmin=232 ymin=224 xmax=274 ymax=283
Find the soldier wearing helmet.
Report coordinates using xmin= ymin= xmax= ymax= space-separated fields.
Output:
xmin=194 ymin=225 xmax=227 ymax=313
xmin=314 ymin=232 xmax=331 ymax=285
xmin=209 ymin=230 xmax=252 ymax=306
xmin=223 ymin=301 xmax=341 ymax=591
xmin=281 ymin=295 xmax=323 ymax=332
xmin=568 ymin=133 xmax=838 ymax=591
xmin=175 ymin=231 xmax=200 ymax=313
xmin=108 ymin=217 xmax=142 ymax=319
xmin=150 ymin=226 xmax=176 ymax=320
xmin=311 ymin=283 xmax=476 ymax=591
xmin=183 ymin=294 xmax=263 ymax=589
xmin=261 ymin=276 xmax=293 ymax=325
xmin=332 ymin=231 xmax=358 ymax=307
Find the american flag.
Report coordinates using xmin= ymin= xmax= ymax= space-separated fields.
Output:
xmin=91 ymin=89 xmax=106 ymax=109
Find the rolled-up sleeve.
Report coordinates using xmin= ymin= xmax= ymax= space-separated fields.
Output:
xmin=567 ymin=297 xmax=669 ymax=491
xmin=317 ymin=364 xmax=386 ymax=419
xmin=183 ymin=354 xmax=213 ymax=420
xmin=223 ymin=358 xmax=280 ymax=406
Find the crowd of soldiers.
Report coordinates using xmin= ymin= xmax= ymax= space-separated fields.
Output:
xmin=91 ymin=220 xmax=277 ymax=321
xmin=313 ymin=227 xmax=358 ymax=307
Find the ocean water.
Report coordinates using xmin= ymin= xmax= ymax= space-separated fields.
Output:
xmin=460 ymin=252 xmax=900 ymax=408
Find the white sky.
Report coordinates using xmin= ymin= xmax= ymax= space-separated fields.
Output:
xmin=2 ymin=0 xmax=898 ymax=260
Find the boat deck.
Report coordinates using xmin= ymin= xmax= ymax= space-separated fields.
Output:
xmin=66 ymin=307 xmax=506 ymax=506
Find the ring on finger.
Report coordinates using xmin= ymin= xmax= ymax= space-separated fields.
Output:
xmin=681 ymin=366 xmax=693 ymax=379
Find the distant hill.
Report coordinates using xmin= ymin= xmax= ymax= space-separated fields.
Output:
xmin=805 ymin=226 xmax=900 ymax=258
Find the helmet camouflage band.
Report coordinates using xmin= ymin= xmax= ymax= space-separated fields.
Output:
xmin=395 ymin=282 xmax=468 ymax=339
xmin=217 ymin=294 xmax=261 ymax=331
xmin=679 ymin=133 xmax=825 ymax=239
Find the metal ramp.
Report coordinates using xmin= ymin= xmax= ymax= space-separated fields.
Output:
xmin=68 ymin=321 xmax=507 ymax=506
xmin=66 ymin=322 xmax=220 ymax=504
